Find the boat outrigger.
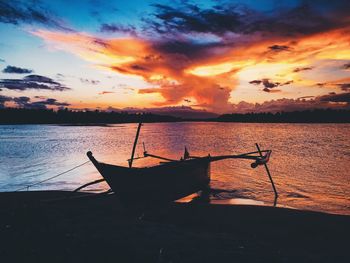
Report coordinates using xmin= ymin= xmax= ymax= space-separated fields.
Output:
xmin=79 ymin=123 xmax=277 ymax=205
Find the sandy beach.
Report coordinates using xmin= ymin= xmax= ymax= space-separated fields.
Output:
xmin=0 ymin=191 xmax=349 ymax=263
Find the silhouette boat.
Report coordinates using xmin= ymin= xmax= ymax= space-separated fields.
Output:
xmin=81 ymin=123 xmax=276 ymax=205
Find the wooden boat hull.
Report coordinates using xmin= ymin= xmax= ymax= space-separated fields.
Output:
xmin=87 ymin=152 xmax=210 ymax=205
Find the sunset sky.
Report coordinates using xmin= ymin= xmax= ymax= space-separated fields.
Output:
xmin=0 ymin=0 xmax=350 ymax=113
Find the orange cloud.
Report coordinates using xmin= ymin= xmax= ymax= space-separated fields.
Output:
xmin=31 ymin=23 xmax=350 ymax=112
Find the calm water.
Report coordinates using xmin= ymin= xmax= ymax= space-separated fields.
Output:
xmin=0 ymin=123 xmax=349 ymax=215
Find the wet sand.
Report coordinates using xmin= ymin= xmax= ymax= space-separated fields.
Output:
xmin=0 ymin=191 xmax=349 ymax=263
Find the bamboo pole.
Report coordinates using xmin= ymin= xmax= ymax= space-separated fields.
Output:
xmin=129 ymin=122 xmax=142 ymax=168
xmin=256 ymin=143 xmax=278 ymax=199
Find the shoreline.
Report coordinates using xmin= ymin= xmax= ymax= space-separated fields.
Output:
xmin=1 ymin=121 xmax=350 ymax=125
xmin=1 ymin=191 xmax=349 ymax=262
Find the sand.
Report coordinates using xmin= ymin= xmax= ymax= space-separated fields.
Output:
xmin=0 ymin=191 xmax=349 ymax=263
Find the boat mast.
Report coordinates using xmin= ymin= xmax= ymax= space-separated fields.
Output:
xmin=128 ymin=122 xmax=142 ymax=168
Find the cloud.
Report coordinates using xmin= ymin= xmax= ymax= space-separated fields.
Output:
xmin=319 ymin=92 xmax=350 ymax=103
xmin=0 ymin=95 xmax=12 ymax=108
xmin=0 ymin=95 xmax=70 ymax=109
xmin=293 ymin=67 xmax=313 ymax=73
xmin=0 ymin=0 xmax=72 ymax=31
xmin=17 ymin=97 xmax=70 ymax=109
xmin=31 ymin=1 xmax=350 ymax=112
xmin=249 ymin=80 xmax=262 ymax=85
xmin=343 ymin=63 xmax=350 ymax=69
xmin=268 ymin=45 xmax=290 ymax=52
xmin=249 ymin=78 xmax=293 ymax=92
xmin=2 ymin=65 xmax=33 ymax=74
xmin=142 ymin=3 xmax=242 ymax=36
xmin=231 ymin=94 xmax=350 ymax=113
xmin=141 ymin=2 xmax=350 ymax=38
xmin=0 ymin=58 xmax=5 ymax=63
xmin=80 ymin=78 xmax=100 ymax=85
xmin=262 ymin=88 xmax=281 ymax=93
xmin=100 ymin=23 xmax=136 ymax=35
xmin=0 ymin=74 xmax=70 ymax=91
xmin=98 ymin=91 xmax=115 ymax=95
xmin=298 ymin=96 xmax=315 ymax=99
xmin=315 ymin=77 xmax=350 ymax=91
xmin=337 ymin=83 xmax=350 ymax=91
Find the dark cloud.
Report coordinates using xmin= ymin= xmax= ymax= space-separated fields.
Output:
xmin=268 ymin=45 xmax=290 ymax=52
xmin=138 ymin=1 xmax=350 ymax=40
xmin=0 ymin=0 xmax=72 ymax=31
xmin=262 ymin=79 xmax=279 ymax=88
xmin=0 ymin=95 xmax=12 ymax=108
xmin=243 ymin=2 xmax=350 ymax=36
xmin=143 ymin=3 xmax=242 ymax=36
xmin=130 ymin=64 xmax=148 ymax=71
xmin=250 ymin=78 xmax=293 ymax=92
xmin=39 ymin=98 xmax=70 ymax=106
xmin=337 ymin=83 xmax=350 ymax=91
xmin=0 ymin=74 xmax=70 ymax=91
xmin=3 ymin=95 xmax=70 ymax=109
xmin=298 ymin=96 xmax=315 ymax=99
xmin=293 ymin=67 xmax=313 ymax=73
xmin=23 ymin=98 xmax=70 ymax=109
xmin=262 ymin=88 xmax=281 ymax=93
xmin=315 ymin=82 xmax=350 ymax=91
xmin=343 ymin=63 xmax=350 ymax=69
xmin=80 ymin=78 xmax=100 ymax=85
xmin=13 ymin=96 xmax=31 ymax=107
xmin=2 ymin=65 xmax=33 ymax=74
xmin=92 ymin=38 xmax=109 ymax=48
xmin=319 ymin=92 xmax=350 ymax=103
xmin=249 ymin=80 xmax=262 ymax=85
xmin=100 ymin=23 xmax=136 ymax=35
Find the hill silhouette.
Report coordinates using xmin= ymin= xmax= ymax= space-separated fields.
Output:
xmin=0 ymin=108 xmax=180 ymax=124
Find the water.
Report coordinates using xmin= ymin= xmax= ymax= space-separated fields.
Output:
xmin=0 ymin=123 xmax=349 ymax=215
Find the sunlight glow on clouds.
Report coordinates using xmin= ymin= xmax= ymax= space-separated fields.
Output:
xmin=1 ymin=0 xmax=350 ymax=113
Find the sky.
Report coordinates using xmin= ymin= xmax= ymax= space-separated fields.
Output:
xmin=0 ymin=0 xmax=350 ymax=114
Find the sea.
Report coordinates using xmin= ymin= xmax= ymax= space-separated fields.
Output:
xmin=0 ymin=122 xmax=349 ymax=215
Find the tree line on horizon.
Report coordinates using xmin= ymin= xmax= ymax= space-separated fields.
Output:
xmin=0 ymin=108 xmax=349 ymax=124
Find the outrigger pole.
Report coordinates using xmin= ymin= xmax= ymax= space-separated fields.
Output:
xmin=128 ymin=122 xmax=142 ymax=168
xmin=256 ymin=143 xmax=278 ymax=199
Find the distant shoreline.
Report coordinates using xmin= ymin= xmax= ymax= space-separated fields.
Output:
xmin=1 ymin=121 xmax=350 ymax=125
xmin=0 ymin=108 xmax=349 ymax=124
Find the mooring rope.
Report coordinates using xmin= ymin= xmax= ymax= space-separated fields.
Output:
xmin=15 ymin=160 xmax=90 ymax=192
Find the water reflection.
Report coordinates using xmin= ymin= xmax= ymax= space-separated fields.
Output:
xmin=0 ymin=123 xmax=349 ymax=215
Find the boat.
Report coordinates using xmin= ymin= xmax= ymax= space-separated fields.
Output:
xmin=82 ymin=123 xmax=277 ymax=205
